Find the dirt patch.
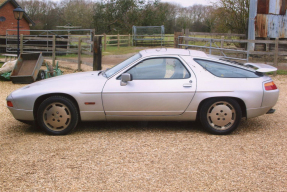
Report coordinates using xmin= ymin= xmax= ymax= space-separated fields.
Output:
xmin=0 ymin=71 xmax=287 ymax=190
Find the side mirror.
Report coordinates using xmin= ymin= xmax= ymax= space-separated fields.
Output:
xmin=120 ymin=73 xmax=132 ymax=86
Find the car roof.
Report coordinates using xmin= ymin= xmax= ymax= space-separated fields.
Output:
xmin=139 ymin=48 xmax=256 ymax=72
xmin=139 ymin=48 xmax=208 ymax=58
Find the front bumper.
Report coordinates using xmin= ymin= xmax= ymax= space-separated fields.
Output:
xmin=7 ymin=107 xmax=34 ymax=121
xmin=6 ymin=92 xmax=34 ymax=121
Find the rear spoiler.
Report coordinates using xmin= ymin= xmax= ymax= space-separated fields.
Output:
xmin=244 ymin=63 xmax=277 ymax=73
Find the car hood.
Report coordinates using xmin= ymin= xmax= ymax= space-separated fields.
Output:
xmin=12 ymin=71 xmax=107 ymax=97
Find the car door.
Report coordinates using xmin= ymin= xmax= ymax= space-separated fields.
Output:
xmin=102 ymin=56 xmax=197 ymax=117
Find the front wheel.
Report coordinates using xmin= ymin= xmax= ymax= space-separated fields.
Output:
xmin=200 ymin=98 xmax=242 ymax=135
xmin=37 ymin=96 xmax=79 ymax=135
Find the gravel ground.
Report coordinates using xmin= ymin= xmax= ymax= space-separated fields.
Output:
xmin=0 ymin=66 xmax=287 ymax=191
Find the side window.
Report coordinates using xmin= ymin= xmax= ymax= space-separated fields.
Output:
xmin=125 ymin=58 xmax=190 ymax=80
xmin=194 ymin=59 xmax=260 ymax=78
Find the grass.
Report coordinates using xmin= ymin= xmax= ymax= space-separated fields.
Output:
xmin=67 ymin=34 xmax=243 ymax=56
xmin=0 ymin=62 xmax=3 ymax=68
xmin=277 ymin=70 xmax=287 ymax=75
xmin=169 ymin=34 xmax=243 ymax=49
xmin=267 ymin=70 xmax=287 ymax=75
xmin=102 ymin=46 xmax=140 ymax=56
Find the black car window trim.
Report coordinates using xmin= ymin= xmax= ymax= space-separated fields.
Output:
xmin=106 ymin=53 xmax=142 ymax=79
xmin=194 ymin=59 xmax=261 ymax=78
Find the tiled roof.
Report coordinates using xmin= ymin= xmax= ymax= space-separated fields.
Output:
xmin=0 ymin=0 xmax=8 ymax=6
xmin=0 ymin=0 xmax=35 ymax=26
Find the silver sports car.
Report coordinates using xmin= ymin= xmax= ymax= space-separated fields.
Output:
xmin=6 ymin=48 xmax=279 ymax=135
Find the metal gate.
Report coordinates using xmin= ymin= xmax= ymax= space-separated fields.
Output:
xmin=132 ymin=25 xmax=165 ymax=47
xmin=6 ymin=29 xmax=94 ymax=54
xmin=178 ymin=36 xmax=249 ymax=62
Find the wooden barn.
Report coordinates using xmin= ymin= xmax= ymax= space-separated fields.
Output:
xmin=0 ymin=0 xmax=34 ymax=36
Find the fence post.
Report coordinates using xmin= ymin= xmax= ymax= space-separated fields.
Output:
xmin=274 ymin=38 xmax=279 ymax=75
xmin=117 ymin=34 xmax=120 ymax=49
xmin=67 ymin=32 xmax=70 ymax=51
xmin=174 ymin=32 xmax=177 ymax=48
xmin=90 ymin=29 xmax=95 ymax=52
xmin=104 ymin=33 xmax=106 ymax=51
xmin=184 ymin=29 xmax=189 ymax=48
xmin=128 ymin=34 xmax=131 ymax=47
xmin=266 ymin=37 xmax=270 ymax=51
xmin=93 ymin=36 xmax=102 ymax=71
xmin=20 ymin=34 xmax=23 ymax=54
xmin=209 ymin=39 xmax=212 ymax=55
xmin=220 ymin=36 xmax=224 ymax=56
xmin=174 ymin=32 xmax=183 ymax=48
xmin=78 ymin=37 xmax=82 ymax=71
xmin=52 ymin=35 xmax=56 ymax=67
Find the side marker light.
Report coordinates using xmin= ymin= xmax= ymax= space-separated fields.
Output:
xmin=85 ymin=102 xmax=95 ymax=105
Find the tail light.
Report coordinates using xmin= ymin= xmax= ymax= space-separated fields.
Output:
xmin=264 ymin=81 xmax=277 ymax=91
xmin=7 ymin=101 xmax=13 ymax=107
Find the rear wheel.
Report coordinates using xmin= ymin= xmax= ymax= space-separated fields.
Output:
xmin=37 ymin=96 xmax=79 ymax=135
xmin=200 ymin=98 xmax=242 ymax=135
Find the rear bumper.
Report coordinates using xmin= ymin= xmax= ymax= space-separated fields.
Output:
xmin=247 ymin=106 xmax=275 ymax=119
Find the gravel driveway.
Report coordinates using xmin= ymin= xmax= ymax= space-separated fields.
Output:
xmin=0 ymin=71 xmax=286 ymax=191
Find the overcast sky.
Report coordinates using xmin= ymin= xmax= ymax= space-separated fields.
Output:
xmin=160 ymin=0 xmax=216 ymax=7
xmin=49 ymin=0 xmax=217 ymax=7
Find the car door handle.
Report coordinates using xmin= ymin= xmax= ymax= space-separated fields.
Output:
xmin=183 ymin=83 xmax=192 ymax=87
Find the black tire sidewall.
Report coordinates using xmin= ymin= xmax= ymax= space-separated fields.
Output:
xmin=37 ymin=70 xmax=45 ymax=81
xmin=200 ymin=98 xmax=242 ymax=135
xmin=37 ymin=96 xmax=79 ymax=135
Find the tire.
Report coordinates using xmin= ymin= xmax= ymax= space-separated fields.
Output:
xmin=199 ymin=98 xmax=242 ymax=135
xmin=37 ymin=70 xmax=45 ymax=81
xmin=37 ymin=96 xmax=79 ymax=135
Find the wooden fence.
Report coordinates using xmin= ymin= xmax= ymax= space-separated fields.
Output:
xmin=99 ymin=34 xmax=131 ymax=50
xmin=1 ymin=32 xmax=287 ymax=71
xmin=188 ymin=32 xmax=246 ymax=38
xmin=0 ymin=35 xmax=96 ymax=71
xmin=177 ymin=35 xmax=287 ymax=66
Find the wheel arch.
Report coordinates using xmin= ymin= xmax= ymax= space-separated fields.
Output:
xmin=196 ymin=96 xmax=247 ymax=120
xmin=33 ymin=93 xmax=81 ymax=121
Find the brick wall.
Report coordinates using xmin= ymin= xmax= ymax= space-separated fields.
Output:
xmin=0 ymin=2 xmax=31 ymax=36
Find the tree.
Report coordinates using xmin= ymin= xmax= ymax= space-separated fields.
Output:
xmin=60 ymin=0 xmax=94 ymax=29
xmin=93 ymin=0 xmax=142 ymax=34
xmin=213 ymin=0 xmax=249 ymax=34
xmin=19 ymin=0 xmax=62 ymax=30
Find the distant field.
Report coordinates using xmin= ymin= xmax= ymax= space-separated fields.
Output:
xmin=68 ymin=34 xmax=244 ymax=50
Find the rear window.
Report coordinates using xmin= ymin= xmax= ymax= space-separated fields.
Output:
xmin=194 ymin=59 xmax=260 ymax=78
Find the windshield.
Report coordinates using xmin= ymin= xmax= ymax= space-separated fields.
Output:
xmin=104 ymin=53 xmax=142 ymax=78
